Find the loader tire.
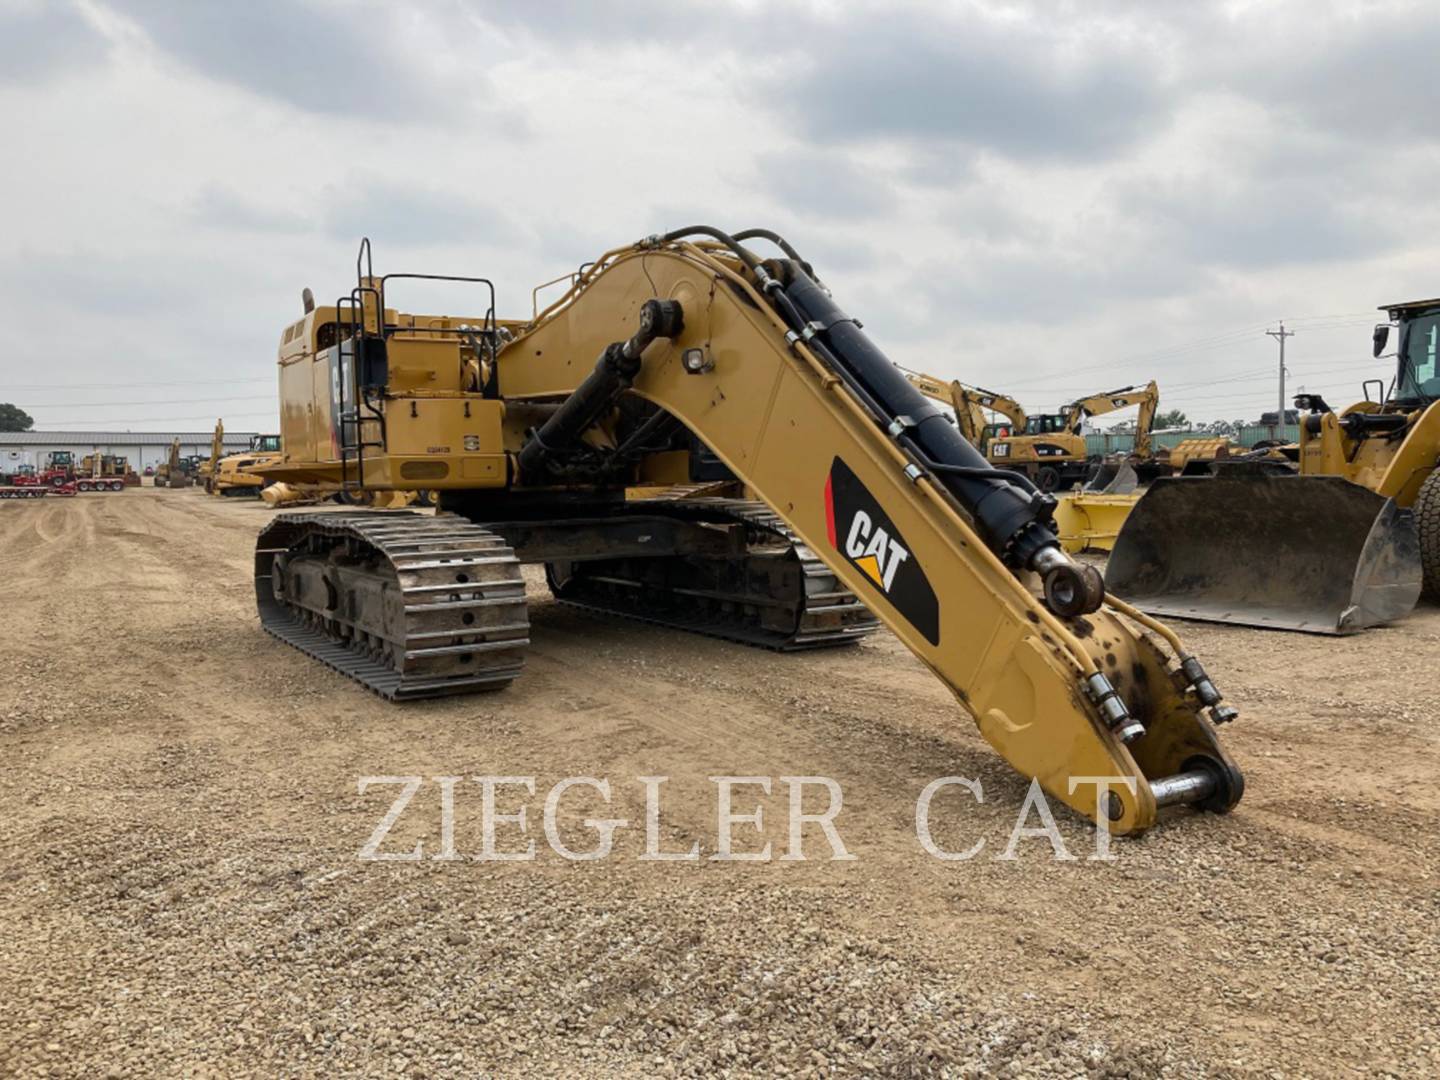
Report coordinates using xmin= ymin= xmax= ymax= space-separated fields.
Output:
xmin=1416 ymin=470 xmax=1440 ymax=602
xmin=1036 ymin=466 xmax=1061 ymax=492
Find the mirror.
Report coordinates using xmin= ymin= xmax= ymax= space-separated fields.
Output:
xmin=1373 ymin=323 xmax=1390 ymax=357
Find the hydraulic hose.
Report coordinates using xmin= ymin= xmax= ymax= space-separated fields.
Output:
xmin=776 ymin=267 xmax=1057 ymax=564
xmin=657 ymin=227 xmax=761 ymax=270
xmin=732 ymin=228 xmax=806 ymax=264
xmin=756 ymin=260 xmax=1103 ymax=616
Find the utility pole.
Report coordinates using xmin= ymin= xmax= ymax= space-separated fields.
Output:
xmin=1266 ymin=321 xmax=1295 ymax=434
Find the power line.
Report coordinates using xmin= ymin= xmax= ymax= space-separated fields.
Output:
xmin=30 ymin=410 xmax=278 ymax=427
xmin=1 ymin=377 xmax=274 ymax=392
xmin=999 ymin=314 xmax=1379 ymax=392
xmin=25 ymin=395 xmax=276 ymax=409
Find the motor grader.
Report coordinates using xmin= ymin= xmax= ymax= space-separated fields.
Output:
xmin=1108 ymin=298 xmax=1440 ymax=634
xmin=250 ymin=229 xmax=1243 ymax=834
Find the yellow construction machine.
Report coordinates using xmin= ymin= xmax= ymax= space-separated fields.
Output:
xmin=193 ymin=420 xmax=224 ymax=489
xmin=986 ymin=382 xmax=1159 ymax=491
xmin=250 ymin=230 xmax=1243 ymax=833
xmin=153 ymin=438 xmax=194 ymax=488
xmin=1108 ymin=298 xmax=1440 ymax=634
xmin=80 ymin=453 xmax=140 ymax=487
xmin=904 ymin=369 xmax=1138 ymax=547
xmin=210 ymin=433 xmax=282 ymax=496
xmin=901 ymin=370 xmax=1029 ymax=452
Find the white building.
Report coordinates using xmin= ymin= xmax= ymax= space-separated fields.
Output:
xmin=0 ymin=430 xmax=260 ymax=473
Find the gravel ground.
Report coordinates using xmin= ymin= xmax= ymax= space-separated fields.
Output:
xmin=1 ymin=490 xmax=1437 ymax=1077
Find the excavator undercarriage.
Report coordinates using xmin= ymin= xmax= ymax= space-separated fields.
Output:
xmin=251 ymin=228 xmax=1244 ymax=833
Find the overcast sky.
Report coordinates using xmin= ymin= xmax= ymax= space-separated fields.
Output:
xmin=2 ymin=0 xmax=1434 ymax=431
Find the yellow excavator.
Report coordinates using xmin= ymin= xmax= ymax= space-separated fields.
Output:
xmin=901 ymin=371 xmax=1030 ymax=452
xmin=249 ymin=230 xmax=1243 ymax=834
xmin=194 ymin=420 xmax=224 ymax=489
xmin=1108 ymin=298 xmax=1440 ymax=634
xmin=904 ymin=369 xmax=1132 ymax=550
xmin=984 ymin=382 xmax=1159 ymax=491
xmin=153 ymin=438 xmax=193 ymax=488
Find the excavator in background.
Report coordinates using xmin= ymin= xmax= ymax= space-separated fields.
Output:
xmin=154 ymin=439 xmax=194 ymax=488
xmin=986 ymin=382 xmax=1160 ymax=491
xmin=194 ymin=421 xmax=224 ymax=489
xmin=247 ymin=229 xmax=1243 ymax=834
xmin=1108 ymin=297 xmax=1440 ymax=634
xmin=904 ymin=369 xmax=1131 ymax=550
xmin=901 ymin=371 xmax=1030 ymax=453
xmin=210 ymin=433 xmax=282 ymax=497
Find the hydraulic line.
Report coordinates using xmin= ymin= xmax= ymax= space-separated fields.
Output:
xmin=757 ymin=260 xmax=1103 ymax=616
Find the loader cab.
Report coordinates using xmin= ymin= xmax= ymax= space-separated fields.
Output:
xmin=250 ymin=435 xmax=282 ymax=454
xmin=1385 ymin=300 xmax=1440 ymax=407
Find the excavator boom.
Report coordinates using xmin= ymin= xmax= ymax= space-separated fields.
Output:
xmin=903 ymin=370 xmax=1028 ymax=450
xmin=254 ymin=230 xmax=1243 ymax=833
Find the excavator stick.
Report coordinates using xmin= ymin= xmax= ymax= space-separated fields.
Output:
xmin=1106 ymin=472 xmax=1423 ymax=633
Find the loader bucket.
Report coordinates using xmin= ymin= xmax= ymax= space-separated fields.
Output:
xmin=1084 ymin=461 xmax=1138 ymax=494
xmin=1105 ymin=474 xmax=1423 ymax=634
xmin=1054 ymin=492 xmax=1140 ymax=554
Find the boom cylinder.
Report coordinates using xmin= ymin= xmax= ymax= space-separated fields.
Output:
xmin=779 ymin=269 xmax=1063 ymax=572
xmin=517 ymin=299 xmax=683 ymax=481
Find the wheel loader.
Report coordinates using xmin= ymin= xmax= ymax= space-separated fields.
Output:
xmin=211 ymin=433 xmax=282 ymax=496
xmin=249 ymin=229 xmax=1244 ymax=834
xmin=1108 ymin=298 xmax=1440 ymax=634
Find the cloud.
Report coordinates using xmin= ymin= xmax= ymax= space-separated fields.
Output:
xmin=1121 ymin=173 xmax=1380 ymax=271
xmin=106 ymin=0 xmax=511 ymax=124
xmin=760 ymin=9 xmax=1176 ymax=164
xmin=751 ymin=148 xmax=897 ymax=221
xmin=322 ymin=180 xmax=527 ymax=250
xmin=0 ymin=1 xmax=109 ymax=84
xmin=190 ymin=185 xmax=311 ymax=234
xmin=1215 ymin=5 xmax=1440 ymax=143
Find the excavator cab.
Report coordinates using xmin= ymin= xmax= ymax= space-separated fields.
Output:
xmin=1024 ymin=414 xmax=1069 ymax=435
xmin=1109 ymin=302 xmax=1440 ymax=633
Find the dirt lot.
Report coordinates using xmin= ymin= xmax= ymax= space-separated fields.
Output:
xmin=2 ymin=489 xmax=1437 ymax=1077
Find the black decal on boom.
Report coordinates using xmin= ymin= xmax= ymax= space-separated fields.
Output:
xmin=823 ymin=457 xmax=940 ymax=645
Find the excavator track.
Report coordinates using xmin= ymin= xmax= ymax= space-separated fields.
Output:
xmin=255 ymin=511 xmax=529 ymax=700
xmin=544 ymin=497 xmax=880 ymax=650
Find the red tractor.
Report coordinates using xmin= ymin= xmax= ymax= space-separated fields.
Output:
xmin=37 ymin=450 xmax=76 ymax=487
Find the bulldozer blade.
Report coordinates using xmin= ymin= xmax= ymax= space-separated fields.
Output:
xmin=1105 ymin=474 xmax=1423 ymax=634
xmin=1084 ymin=461 xmax=1138 ymax=494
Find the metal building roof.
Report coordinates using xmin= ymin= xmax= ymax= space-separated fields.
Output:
xmin=0 ymin=431 xmax=261 ymax=447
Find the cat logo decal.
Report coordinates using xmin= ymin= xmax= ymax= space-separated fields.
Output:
xmin=823 ymin=457 xmax=940 ymax=645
